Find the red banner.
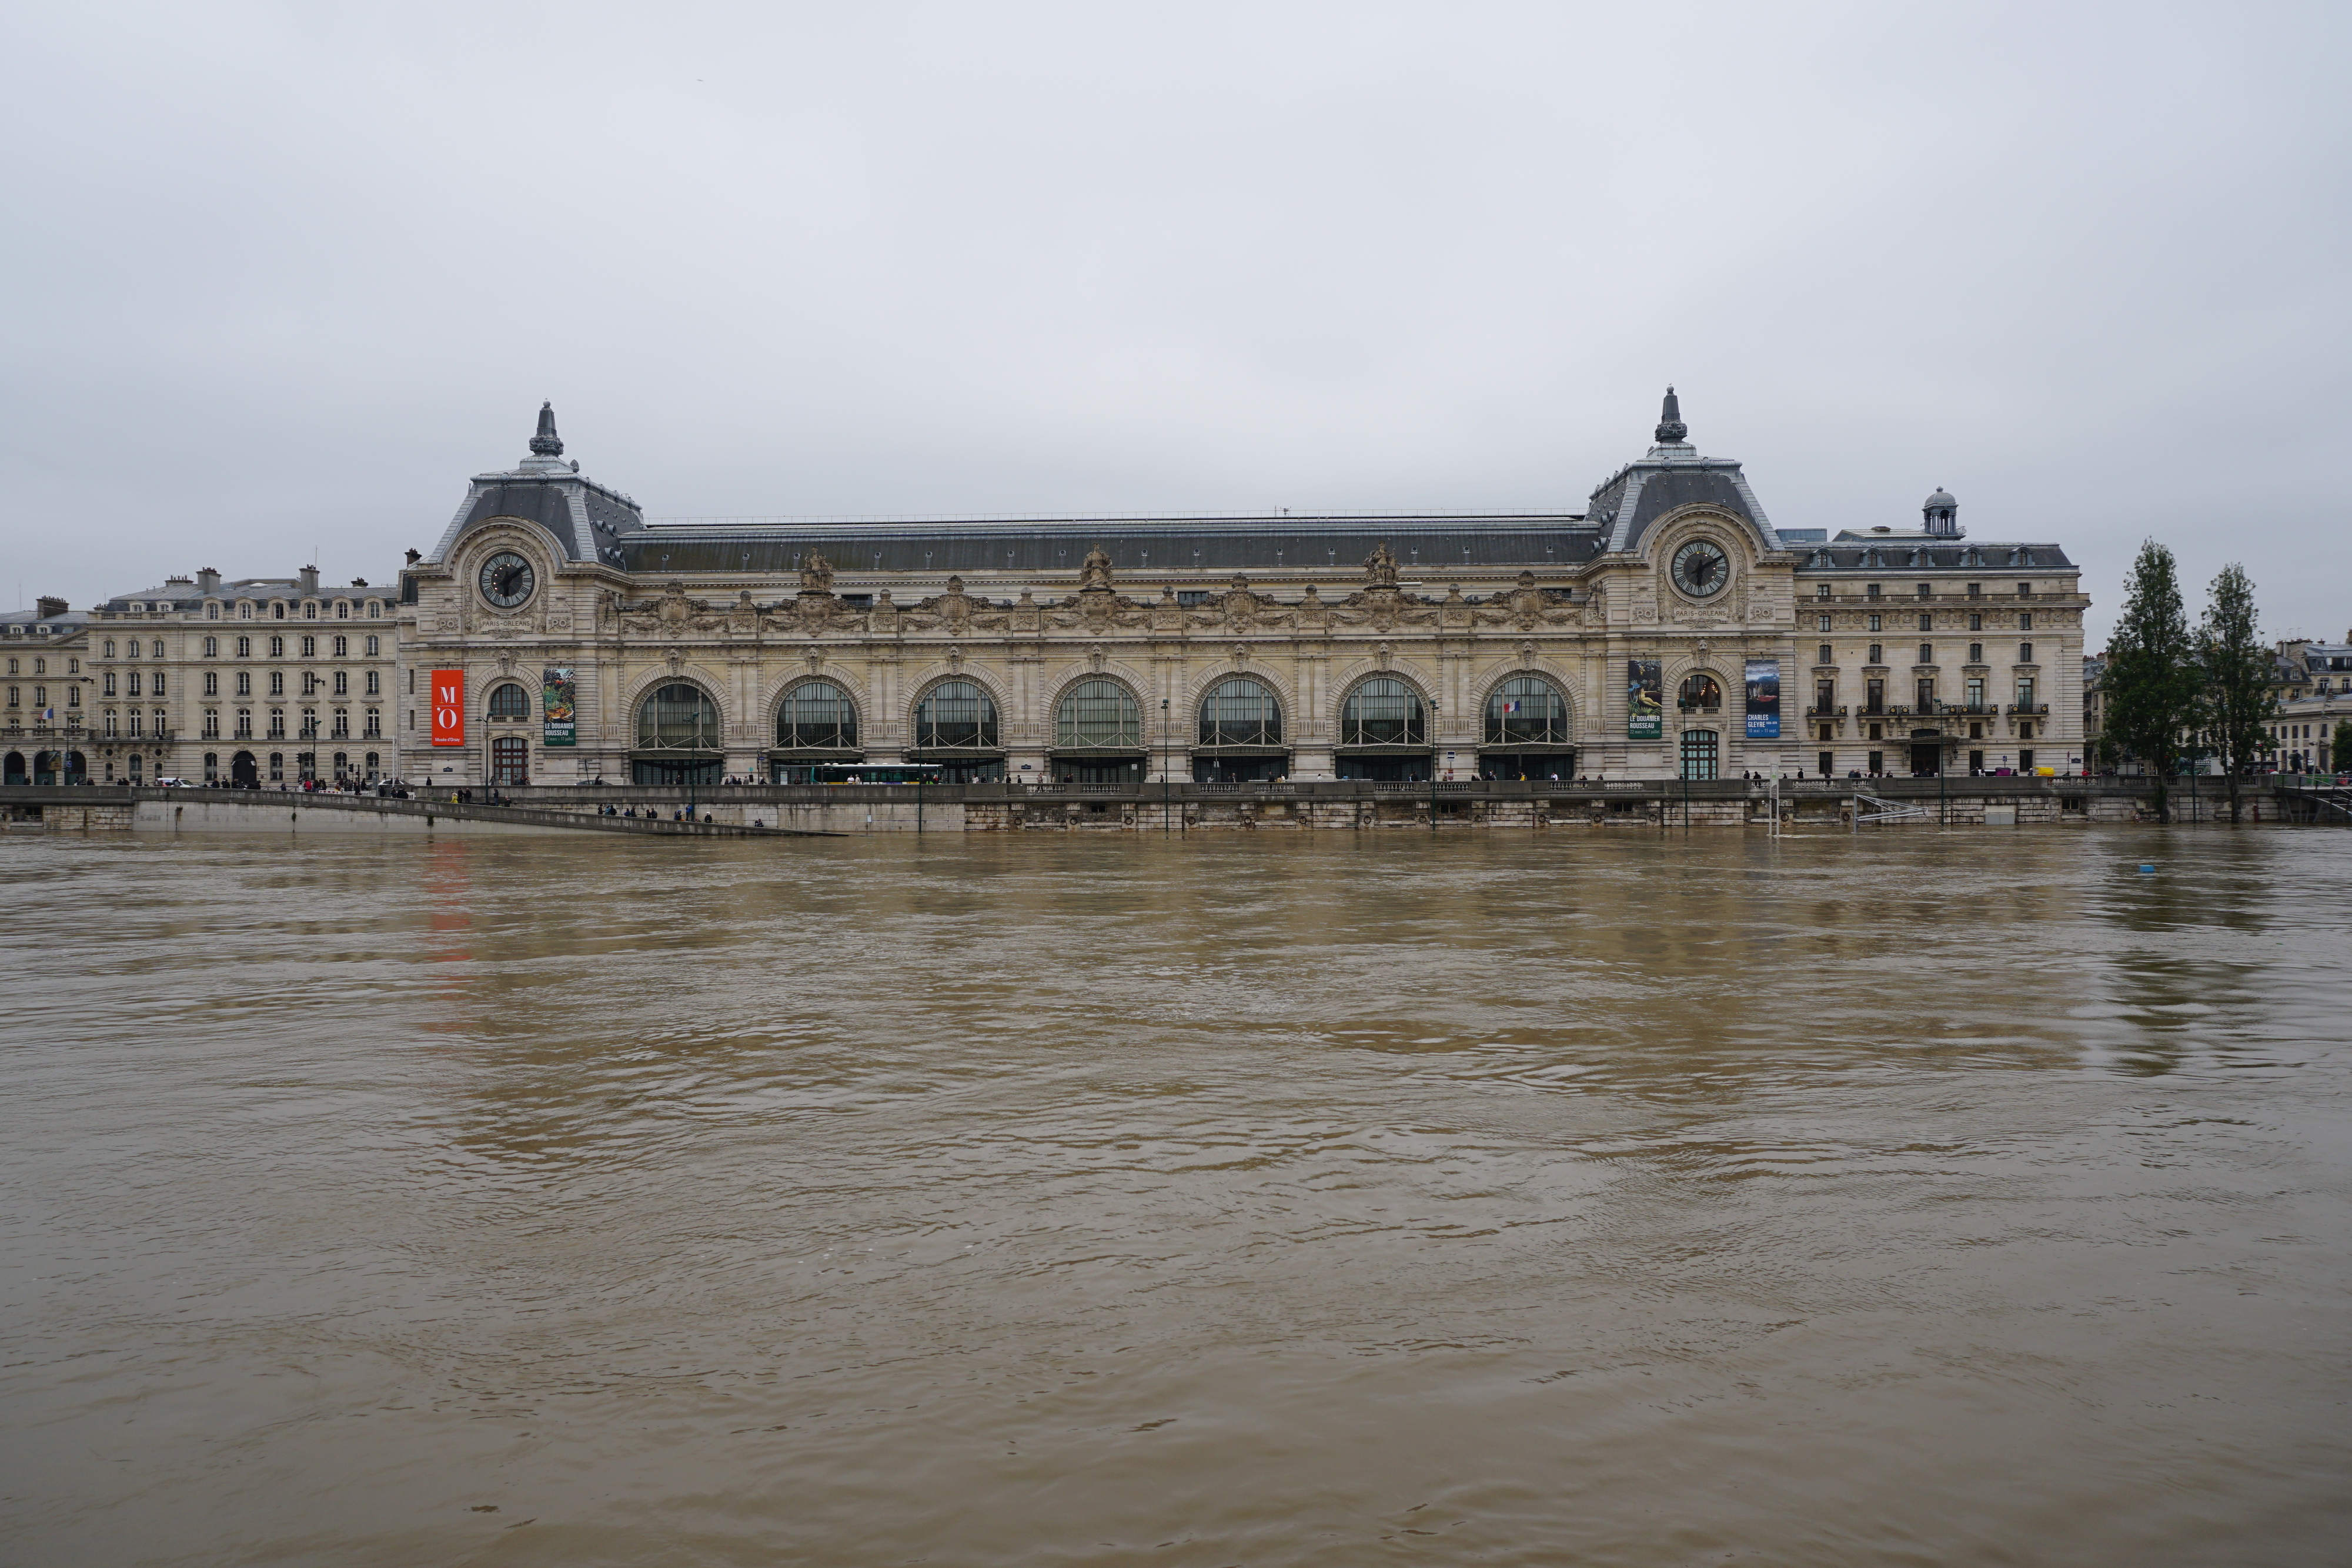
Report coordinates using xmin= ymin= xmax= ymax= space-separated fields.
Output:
xmin=430 ymin=669 xmax=465 ymax=746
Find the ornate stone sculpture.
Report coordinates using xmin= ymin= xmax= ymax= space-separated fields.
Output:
xmin=800 ymin=551 xmax=835 ymax=593
xmin=1364 ymin=541 xmax=1399 ymax=587
xmin=1080 ymin=546 xmax=1113 ymax=590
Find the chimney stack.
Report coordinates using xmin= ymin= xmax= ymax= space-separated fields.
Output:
xmin=299 ymin=564 xmax=320 ymax=596
xmin=197 ymin=568 xmax=221 ymax=595
xmin=35 ymin=596 xmax=68 ymax=620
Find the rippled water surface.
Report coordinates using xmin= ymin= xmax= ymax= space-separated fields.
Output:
xmin=4 ymin=826 xmax=2350 ymax=1566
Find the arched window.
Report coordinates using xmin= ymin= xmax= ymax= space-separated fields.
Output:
xmin=1198 ymin=678 xmax=1283 ymax=746
xmin=487 ymin=681 xmax=531 ymax=720
xmin=777 ymin=680 xmax=858 ymax=747
xmin=1678 ymin=673 xmax=1723 ymax=713
xmin=1338 ymin=677 xmax=1426 ymax=746
xmin=1055 ymin=679 xmax=1141 ymax=747
xmin=914 ymin=680 xmax=997 ymax=749
xmin=637 ymin=683 xmax=720 ymax=749
xmin=1485 ymin=676 xmax=1569 ymax=745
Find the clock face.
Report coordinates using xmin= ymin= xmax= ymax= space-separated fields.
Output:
xmin=1672 ymin=539 xmax=1730 ymax=599
xmin=479 ymin=551 xmax=536 ymax=609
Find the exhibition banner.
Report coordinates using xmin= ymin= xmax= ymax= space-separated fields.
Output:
xmin=1627 ymin=657 xmax=1663 ymax=740
xmin=542 ymin=667 xmax=577 ymax=746
xmin=430 ymin=669 xmax=465 ymax=747
xmin=1745 ymin=657 xmax=1781 ymax=739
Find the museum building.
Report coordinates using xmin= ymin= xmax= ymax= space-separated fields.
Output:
xmin=393 ymin=396 xmax=2089 ymax=787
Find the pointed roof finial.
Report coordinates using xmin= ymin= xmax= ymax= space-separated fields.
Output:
xmin=530 ymin=401 xmax=564 ymax=457
xmin=1653 ymin=385 xmax=1688 ymax=446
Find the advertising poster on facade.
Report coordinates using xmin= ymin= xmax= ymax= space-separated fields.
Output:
xmin=430 ymin=669 xmax=465 ymax=747
xmin=1745 ymin=657 xmax=1781 ymax=739
xmin=1627 ymin=657 xmax=1663 ymax=740
xmin=542 ymin=667 xmax=576 ymax=746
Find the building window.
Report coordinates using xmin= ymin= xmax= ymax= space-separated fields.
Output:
xmin=303 ymin=601 xmax=317 ymax=620
xmin=152 ymin=673 xmax=164 ymax=697
xmin=128 ymin=710 xmax=142 ymax=737
xmin=1482 ymin=676 xmax=1566 ymax=745
xmin=103 ymin=672 xmax=116 ymax=697
xmin=1917 ymin=678 xmax=1935 ymax=708
xmin=487 ymin=681 xmax=532 ymax=721
xmin=269 ymin=752 xmax=283 ymax=781
xmin=365 ymin=635 xmax=379 ymax=656
xmin=102 ymin=639 xmax=115 ymax=658
xmin=776 ymin=680 xmax=858 ymax=748
xmin=1055 ymin=680 xmax=1142 ymax=748
xmin=914 ymin=680 xmax=998 ymax=750
xmin=1916 ymin=583 xmax=1930 ymax=599
xmin=1867 ymin=643 xmax=1882 ymax=665
xmin=1818 ymin=643 xmax=1832 ymax=665
xmin=2016 ymin=678 xmax=2037 ymax=708
xmin=1197 ymin=677 xmax=1285 ymax=747
xmin=335 ymin=601 xmax=349 ymax=620
xmin=1967 ymin=583 xmax=1982 ymax=599
xmin=1815 ymin=678 xmax=1835 ymax=711
xmin=1917 ymin=612 xmax=1933 ymax=631
xmin=207 ymin=603 xmax=220 ymax=620
xmin=239 ymin=602 xmax=252 ymax=620
xmin=1969 ymin=613 xmax=1983 ymax=632
xmin=333 ymin=671 xmax=348 ymax=697
xmin=2017 ymin=583 xmax=2032 ymax=598
xmin=1815 ymin=583 xmax=1832 ymax=600
xmin=300 ymin=635 xmax=316 ymax=658
xmin=332 ymin=709 xmax=349 ymax=738
xmin=1966 ymin=677 xmax=1986 ymax=709
xmin=66 ymin=687 xmax=79 ymax=708
xmin=1919 ymin=643 xmax=1934 ymax=665
xmin=2019 ymin=642 xmax=2034 ymax=664
xmin=2019 ymin=611 xmax=2033 ymax=630
xmin=368 ymin=601 xmax=381 ymax=618
xmin=1819 ymin=750 xmax=1834 ymax=775
xmin=332 ymin=635 xmax=347 ymax=658
xmin=235 ymin=636 xmax=249 ymax=658
xmin=363 ymin=708 xmax=380 ymax=738
xmin=5 ymin=686 xmax=15 ymax=707
xmin=1676 ymin=673 xmax=1723 ymax=713
xmin=203 ymin=710 xmax=219 ymax=738
xmin=365 ymin=671 xmax=379 ymax=696
xmin=203 ymin=636 xmax=217 ymax=657
xmin=235 ymin=671 xmax=250 ymax=697
xmin=1817 ymin=613 xmax=1832 ymax=632
xmin=637 ymin=683 xmax=721 ymax=750
xmin=153 ymin=708 xmax=166 ymax=735
xmin=1969 ymin=642 xmax=1983 ymax=664
xmin=236 ymin=709 xmax=252 ymax=738
xmin=1867 ymin=614 xmax=1882 ymax=632
xmin=269 ymin=671 xmax=284 ymax=697
xmin=1338 ymin=678 xmax=1426 ymax=746
xmin=1867 ymin=584 xmax=1882 ymax=600
xmin=1865 ymin=679 xmax=1885 ymax=714
xmin=269 ymin=635 xmax=284 ymax=658
xmin=269 ymin=710 xmax=285 ymax=738
xmin=1679 ymin=729 xmax=1719 ymax=781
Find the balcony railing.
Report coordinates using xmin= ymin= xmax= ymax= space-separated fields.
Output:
xmin=1803 ymin=706 xmax=1847 ymax=718
xmin=2008 ymin=703 xmax=2051 ymax=716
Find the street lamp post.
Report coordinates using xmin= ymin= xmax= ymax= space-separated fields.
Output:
xmin=1160 ymin=697 xmax=1170 ymax=835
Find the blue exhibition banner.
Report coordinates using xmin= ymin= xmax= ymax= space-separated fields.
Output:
xmin=1745 ymin=657 xmax=1780 ymax=739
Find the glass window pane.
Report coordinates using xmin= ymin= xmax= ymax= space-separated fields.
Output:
xmin=777 ymin=680 xmax=857 ymax=747
xmin=916 ymin=680 xmax=998 ymax=750
xmin=637 ymin=683 xmax=720 ymax=748
xmin=1484 ymin=676 xmax=1568 ymax=744
xmin=1056 ymin=679 xmax=1141 ymax=747
xmin=1338 ymin=677 xmax=1426 ymax=746
xmin=1197 ymin=678 xmax=1283 ymax=746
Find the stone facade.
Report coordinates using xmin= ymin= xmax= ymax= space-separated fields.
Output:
xmin=83 ymin=567 xmax=399 ymax=785
xmin=395 ymin=397 xmax=2090 ymax=787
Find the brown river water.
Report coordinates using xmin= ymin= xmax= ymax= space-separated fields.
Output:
xmin=3 ymin=826 xmax=2348 ymax=1567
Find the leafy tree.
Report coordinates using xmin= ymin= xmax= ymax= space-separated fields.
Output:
xmin=2196 ymin=562 xmax=2278 ymax=821
xmin=2104 ymin=540 xmax=2200 ymax=822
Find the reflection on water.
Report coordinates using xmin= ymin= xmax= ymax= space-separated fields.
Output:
xmin=3 ymin=828 xmax=2349 ymax=1566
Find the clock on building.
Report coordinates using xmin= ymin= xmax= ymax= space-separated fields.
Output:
xmin=1671 ymin=539 xmax=1729 ymax=599
xmin=478 ymin=551 xmax=536 ymax=609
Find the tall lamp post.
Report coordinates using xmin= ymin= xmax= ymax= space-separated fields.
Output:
xmin=1160 ymin=697 xmax=1171 ymax=835
xmin=1428 ymin=697 xmax=1440 ymax=833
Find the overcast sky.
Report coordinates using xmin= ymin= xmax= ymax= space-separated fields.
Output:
xmin=3 ymin=2 xmax=2345 ymax=643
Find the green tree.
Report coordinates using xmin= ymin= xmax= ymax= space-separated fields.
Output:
xmin=2196 ymin=562 xmax=2278 ymax=821
xmin=2104 ymin=540 xmax=2200 ymax=822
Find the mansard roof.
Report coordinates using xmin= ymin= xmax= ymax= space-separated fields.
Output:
xmin=613 ymin=514 xmax=1606 ymax=576
xmin=1790 ymin=537 xmax=2077 ymax=571
xmin=428 ymin=404 xmax=645 ymax=566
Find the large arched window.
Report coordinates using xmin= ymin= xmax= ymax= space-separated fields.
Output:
xmin=637 ymin=683 xmax=721 ymax=749
xmin=1338 ymin=677 xmax=1426 ymax=746
xmin=914 ymin=680 xmax=998 ymax=749
xmin=1198 ymin=678 xmax=1282 ymax=746
xmin=1678 ymin=673 xmax=1724 ymax=713
xmin=1056 ymin=680 xmax=1141 ymax=747
xmin=777 ymin=680 xmax=858 ymax=748
xmin=487 ymin=681 xmax=531 ymax=720
xmin=1484 ymin=676 xmax=1569 ymax=745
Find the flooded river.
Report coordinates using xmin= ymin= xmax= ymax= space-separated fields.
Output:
xmin=3 ymin=827 xmax=2348 ymax=1566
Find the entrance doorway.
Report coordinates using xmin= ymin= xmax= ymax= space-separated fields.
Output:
xmin=1194 ymin=754 xmax=1287 ymax=783
xmin=1478 ymin=750 xmax=1576 ymax=781
xmin=1054 ymin=755 xmax=1143 ymax=785
xmin=491 ymin=735 xmax=528 ymax=785
xmin=231 ymin=750 xmax=259 ymax=787
xmin=1909 ymin=741 xmax=1942 ymax=776
xmin=1679 ymin=730 xmax=1719 ymax=781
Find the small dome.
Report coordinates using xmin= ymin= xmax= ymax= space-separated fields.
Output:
xmin=1923 ymin=487 xmax=1956 ymax=510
